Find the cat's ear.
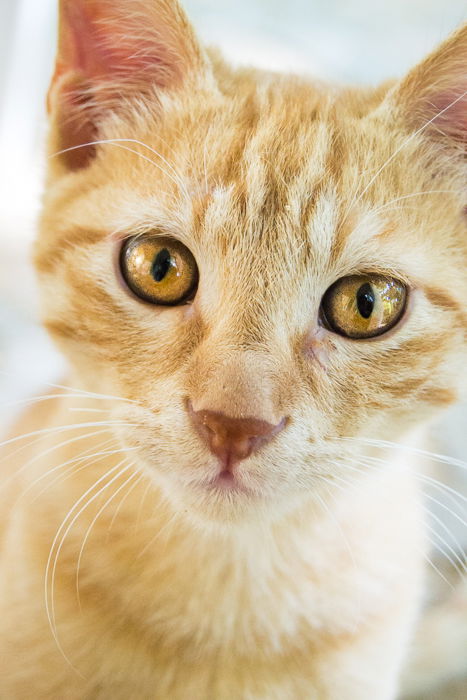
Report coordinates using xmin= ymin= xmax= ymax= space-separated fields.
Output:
xmin=48 ymin=0 xmax=207 ymax=170
xmin=389 ymin=23 xmax=467 ymax=148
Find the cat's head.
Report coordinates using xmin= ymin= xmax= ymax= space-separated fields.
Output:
xmin=36 ymin=0 xmax=467 ymax=524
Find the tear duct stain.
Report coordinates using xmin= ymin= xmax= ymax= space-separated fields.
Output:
xmin=301 ymin=327 xmax=331 ymax=372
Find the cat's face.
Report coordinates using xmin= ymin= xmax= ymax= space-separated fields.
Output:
xmin=36 ymin=1 xmax=467 ymax=523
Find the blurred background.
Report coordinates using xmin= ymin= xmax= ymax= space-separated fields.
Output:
xmin=0 ymin=1 xmax=466 ymax=696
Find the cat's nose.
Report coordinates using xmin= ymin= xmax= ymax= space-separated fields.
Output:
xmin=189 ymin=405 xmax=286 ymax=469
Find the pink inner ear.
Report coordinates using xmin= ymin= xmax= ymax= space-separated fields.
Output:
xmin=425 ymin=88 xmax=467 ymax=141
xmin=52 ymin=0 xmax=184 ymax=96
xmin=48 ymin=0 xmax=201 ymax=170
xmin=53 ymin=74 xmax=98 ymax=170
xmin=62 ymin=2 xmax=114 ymax=80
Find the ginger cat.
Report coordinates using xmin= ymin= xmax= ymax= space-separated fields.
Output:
xmin=0 ymin=1 xmax=466 ymax=698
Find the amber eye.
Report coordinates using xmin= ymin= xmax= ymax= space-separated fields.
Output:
xmin=320 ymin=274 xmax=407 ymax=339
xmin=120 ymin=235 xmax=198 ymax=305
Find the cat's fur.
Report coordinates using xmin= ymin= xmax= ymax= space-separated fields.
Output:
xmin=0 ymin=1 xmax=466 ymax=698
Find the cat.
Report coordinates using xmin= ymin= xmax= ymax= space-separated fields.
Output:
xmin=0 ymin=0 xmax=466 ymax=698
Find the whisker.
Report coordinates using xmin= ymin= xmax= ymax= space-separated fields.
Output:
xmin=76 ymin=467 xmax=140 ymax=609
xmin=137 ymin=507 xmax=180 ymax=559
xmin=0 ymin=371 xmax=138 ymax=405
xmin=337 ymin=436 xmax=467 ymax=474
xmin=425 ymin=507 xmax=467 ymax=572
xmin=0 ymin=420 xmax=137 ymax=453
xmin=416 ymin=471 xmax=467 ymax=508
xmin=344 ymin=189 xmax=461 ymax=245
xmin=425 ymin=518 xmax=466 ymax=577
xmin=52 ymin=137 xmax=184 ymax=191
xmin=107 ymin=472 xmax=146 ymax=538
xmin=0 ymin=394 xmax=111 ymax=412
xmin=366 ymin=189 xmax=459 ymax=215
xmin=1 ymin=424 xmax=134 ymax=495
xmin=134 ymin=480 xmax=153 ymax=533
xmin=362 ymin=453 xmax=467 ymax=509
xmin=23 ymin=443 xmax=137 ymax=506
xmin=50 ymin=139 xmax=191 ymax=202
xmin=422 ymin=490 xmax=467 ymax=531
xmin=423 ymin=553 xmax=455 ymax=590
xmin=347 ymin=449 xmax=466 ymax=519
xmin=329 ymin=456 xmax=465 ymax=586
xmin=45 ymin=460 xmax=131 ymax=651
xmin=14 ymin=435 xmax=115 ymax=500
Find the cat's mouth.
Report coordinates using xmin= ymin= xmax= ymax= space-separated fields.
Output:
xmin=204 ymin=469 xmax=256 ymax=496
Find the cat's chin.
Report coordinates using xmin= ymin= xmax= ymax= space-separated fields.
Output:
xmin=204 ymin=470 xmax=256 ymax=496
xmin=131 ymin=448 xmax=308 ymax=527
xmin=148 ymin=467 xmax=312 ymax=533
xmin=191 ymin=471 xmax=264 ymax=513
xmin=143 ymin=465 xmax=278 ymax=529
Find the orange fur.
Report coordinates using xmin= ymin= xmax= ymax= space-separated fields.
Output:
xmin=1 ymin=1 xmax=466 ymax=697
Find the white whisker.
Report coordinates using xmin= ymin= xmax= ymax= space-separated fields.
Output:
xmin=45 ymin=460 xmax=131 ymax=654
xmin=0 ymin=421 xmax=137 ymax=453
xmin=50 ymin=139 xmax=191 ymax=202
xmin=137 ymin=507 xmax=180 ymax=559
xmin=24 ymin=443 xmax=138 ymax=506
xmin=76 ymin=467 xmax=140 ymax=609
xmin=0 ymin=393 xmax=110 ymax=412
xmin=0 ymin=372 xmax=138 ymax=405
xmin=14 ymin=435 xmax=115 ymax=501
xmin=1 ymin=423 xmax=136 ymax=496
xmin=425 ymin=514 xmax=466 ymax=575
xmin=134 ymin=480 xmax=153 ymax=533
xmin=337 ymin=436 xmax=467 ymax=475
xmin=422 ymin=490 xmax=467 ymax=530
xmin=423 ymin=553 xmax=454 ymax=590
xmin=329 ymin=454 xmax=465 ymax=586
xmin=107 ymin=473 xmax=145 ymax=538
xmin=345 ymin=189 xmax=460 ymax=244
xmin=425 ymin=521 xmax=466 ymax=578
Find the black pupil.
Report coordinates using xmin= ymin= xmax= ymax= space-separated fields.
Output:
xmin=151 ymin=248 xmax=173 ymax=282
xmin=356 ymin=283 xmax=375 ymax=319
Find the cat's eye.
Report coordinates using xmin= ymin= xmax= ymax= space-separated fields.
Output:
xmin=120 ymin=235 xmax=198 ymax=305
xmin=320 ymin=274 xmax=407 ymax=339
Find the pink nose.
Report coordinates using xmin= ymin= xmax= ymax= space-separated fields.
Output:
xmin=189 ymin=405 xmax=286 ymax=471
